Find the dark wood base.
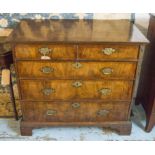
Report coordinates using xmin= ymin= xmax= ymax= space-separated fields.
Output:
xmin=20 ymin=121 xmax=132 ymax=136
xmin=135 ymin=101 xmax=155 ymax=132
xmin=145 ymin=114 xmax=155 ymax=132
xmin=135 ymin=14 xmax=155 ymax=133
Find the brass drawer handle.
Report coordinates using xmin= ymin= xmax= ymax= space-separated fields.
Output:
xmin=39 ymin=47 xmax=52 ymax=56
xmin=97 ymin=109 xmax=109 ymax=116
xmin=98 ymin=88 xmax=111 ymax=96
xmin=46 ymin=109 xmax=57 ymax=116
xmin=73 ymin=62 xmax=82 ymax=69
xmin=40 ymin=66 xmax=54 ymax=74
xmin=72 ymin=102 xmax=80 ymax=108
xmin=100 ymin=68 xmax=113 ymax=75
xmin=72 ymin=81 xmax=82 ymax=88
xmin=101 ymin=48 xmax=116 ymax=55
xmin=42 ymin=88 xmax=55 ymax=95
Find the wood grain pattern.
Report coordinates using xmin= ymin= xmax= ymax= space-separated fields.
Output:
xmin=15 ymin=44 xmax=76 ymax=59
xmin=7 ymin=19 xmax=149 ymax=44
xmin=20 ymin=80 xmax=133 ymax=100
xmin=79 ymin=44 xmax=139 ymax=60
xmin=14 ymin=44 xmax=140 ymax=60
xmin=22 ymin=101 xmax=129 ymax=122
xmin=17 ymin=61 xmax=137 ymax=80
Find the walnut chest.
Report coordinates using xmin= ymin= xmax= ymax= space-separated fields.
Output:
xmin=8 ymin=19 xmax=148 ymax=136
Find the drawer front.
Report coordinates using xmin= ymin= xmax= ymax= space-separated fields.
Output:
xmin=15 ymin=44 xmax=76 ymax=59
xmin=20 ymin=80 xmax=133 ymax=100
xmin=78 ymin=45 xmax=139 ymax=60
xmin=22 ymin=101 xmax=129 ymax=122
xmin=17 ymin=61 xmax=136 ymax=79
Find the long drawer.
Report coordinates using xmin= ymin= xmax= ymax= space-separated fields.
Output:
xmin=20 ymin=80 xmax=133 ymax=100
xmin=17 ymin=61 xmax=137 ymax=79
xmin=22 ymin=101 xmax=129 ymax=122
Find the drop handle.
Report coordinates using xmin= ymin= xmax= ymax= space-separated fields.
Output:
xmin=42 ymin=88 xmax=55 ymax=95
xmin=39 ymin=47 xmax=52 ymax=56
xmin=46 ymin=109 xmax=57 ymax=116
xmin=40 ymin=66 xmax=54 ymax=74
xmin=72 ymin=102 xmax=80 ymax=108
xmin=100 ymin=68 xmax=113 ymax=75
xmin=98 ymin=88 xmax=111 ymax=96
xmin=97 ymin=109 xmax=109 ymax=116
xmin=101 ymin=48 xmax=116 ymax=55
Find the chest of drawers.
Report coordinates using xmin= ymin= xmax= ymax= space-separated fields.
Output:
xmin=8 ymin=19 xmax=148 ymax=136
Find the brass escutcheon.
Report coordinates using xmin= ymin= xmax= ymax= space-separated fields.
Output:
xmin=73 ymin=62 xmax=82 ymax=69
xmin=72 ymin=81 xmax=82 ymax=88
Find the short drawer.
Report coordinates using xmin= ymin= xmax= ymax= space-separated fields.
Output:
xmin=17 ymin=61 xmax=137 ymax=79
xmin=20 ymin=80 xmax=133 ymax=100
xmin=22 ymin=101 xmax=129 ymax=122
xmin=14 ymin=44 xmax=76 ymax=59
xmin=78 ymin=44 xmax=139 ymax=60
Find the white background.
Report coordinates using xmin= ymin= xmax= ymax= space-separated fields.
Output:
xmin=0 ymin=0 xmax=154 ymax=154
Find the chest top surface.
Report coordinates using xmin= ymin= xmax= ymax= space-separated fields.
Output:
xmin=8 ymin=19 xmax=148 ymax=44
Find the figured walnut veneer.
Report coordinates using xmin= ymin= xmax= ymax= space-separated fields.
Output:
xmin=17 ymin=61 xmax=137 ymax=80
xmin=20 ymin=80 xmax=133 ymax=101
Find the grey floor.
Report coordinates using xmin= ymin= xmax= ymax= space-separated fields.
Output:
xmin=0 ymin=105 xmax=155 ymax=141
